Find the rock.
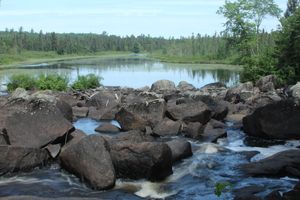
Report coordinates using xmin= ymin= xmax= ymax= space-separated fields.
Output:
xmin=109 ymin=142 xmax=173 ymax=181
xmin=182 ymin=122 xmax=204 ymax=139
xmin=10 ymin=88 xmax=30 ymax=100
xmin=95 ymin=123 xmax=120 ymax=133
xmin=245 ymin=93 xmax=282 ymax=111
xmin=72 ymin=106 xmax=89 ymax=118
xmin=233 ymin=186 xmax=265 ymax=200
xmin=55 ymin=100 xmax=73 ymax=121
xmin=240 ymin=149 xmax=300 ymax=178
xmin=201 ymin=82 xmax=227 ymax=90
xmin=290 ymin=82 xmax=300 ymax=104
xmin=244 ymin=136 xmax=285 ymax=148
xmin=0 ymin=145 xmax=49 ymax=175
xmin=255 ymin=75 xmax=276 ymax=92
xmin=3 ymin=101 xmax=74 ymax=148
xmin=86 ymin=90 xmax=121 ymax=120
xmin=55 ymin=92 xmax=81 ymax=107
xmin=150 ymin=80 xmax=176 ymax=91
xmin=166 ymin=139 xmax=193 ymax=162
xmin=226 ymin=114 xmax=246 ymax=122
xmin=0 ymin=129 xmax=8 ymax=145
xmin=153 ymin=118 xmax=182 ymax=136
xmin=45 ymin=144 xmax=61 ymax=158
xmin=177 ymin=81 xmax=196 ymax=91
xmin=63 ymin=129 xmax=87 ymax=149
xmin=115 ymin=99 xmax=166 ymax=131
xmin=197 ymin=143 xmax=229 ymax=154
xmin=166 ymin=98 xmax=211 ymax=124
xmin=109 ymin=130 xmax=155 ymax=144
xmin=264 ymin=190 xmax=283 ymax=200
xmin=200 ymin=121 xmax=227 ymax=143
xmin=225 ymin=82 xmax=258 ymax=103
xmin=60 ymin=134 xmax=116 ymax=190
xmin=243 ymin=100 xmax=300 ymax=140
xmin=282 ymin=182 xmax=300 ymax=200
xmin=87 ymin=106 xmax=102 ymax=120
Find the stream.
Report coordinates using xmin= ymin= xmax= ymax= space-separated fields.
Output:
xmin=0 ymin=118 xmax=299 ymax=199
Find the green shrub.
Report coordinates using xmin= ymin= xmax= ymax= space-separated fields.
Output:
xmin=215 ymin=182 xmax=233 ymax=197
xmin=71 ymin=74 xmax=102 ymax=90
xmin=36 ymin=74 xmax=68 ymax=91
xmin=7 ymin=74 xmax=36 ymax=91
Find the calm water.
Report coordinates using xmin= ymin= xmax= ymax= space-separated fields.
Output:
xmin=0 ymin=56 xmax=241 ymax=92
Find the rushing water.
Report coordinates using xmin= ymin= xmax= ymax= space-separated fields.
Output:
xmin=0 ymin=56 xmax=241 ymax=92
xmin=0 ymin=119 xmax=299 ymax=199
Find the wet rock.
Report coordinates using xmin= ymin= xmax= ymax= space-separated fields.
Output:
xmin=264 ymin=190 xmax=283 ymax=200
xmin=177 ymin=81 xmax=196 ymax=91
xmin=166 ymin=139 xmax=192 ymax=162
xmin=3 ymin=101 xmax=74 ymax=148
xmin=153 ymin=118 xmax=182 ymax=136
xmin=167 ymin=98 xmax=211 ymax=124
xmin=200 ymin=121 xmax=227 ymax=143
xmin=282 ymin=182 xmax=300 ymax=200
xmin=0 ymin=145 xmax=49 ymax=175
xmin=60 ymin=134 xmax=116 ymax=190
xmin=182 ymin=122 xmax=204 ymax=139
xmin=150 ymin=80 xmax=176 ymax=92
xmin=255 ymin=75 xmax=276 ymax=92
xmin=243 ymin=100 xmax=300 ymax=140
xmin=197 ymin=143 xmax=229 ymax=154
xmin=239 ymin=151 xmax=260 ymax=161
xmin=240 ymin=149 xmax=300 ymax=178
xmin=72 ymin=106 xmax=89 ymax=118
xmin=116 ymin=99 xmax=166 ymax=131
xmin=244 ymin=136 xmax=285 ymax=148
xmin=95 ymin=123 xmax=120 ymax=133
xmin=233 ymin=186 xmax=265 ymax=200
xmin=110 ymin=141 xmax=173 ymax=181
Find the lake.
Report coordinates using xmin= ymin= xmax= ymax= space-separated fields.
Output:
xmin=0 ymin=55 xmax=241 ymax=92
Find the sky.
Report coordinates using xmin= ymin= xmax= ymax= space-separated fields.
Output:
xmin=0 ymin=0 xmax=287 ymax=37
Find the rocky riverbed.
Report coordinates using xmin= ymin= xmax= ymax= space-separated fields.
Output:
xmin=1 ymin=76 xmax=300 ymax=199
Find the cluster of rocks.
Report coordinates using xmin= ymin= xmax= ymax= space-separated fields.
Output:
xmin=1 ymin=75 xmax=300 ymax=199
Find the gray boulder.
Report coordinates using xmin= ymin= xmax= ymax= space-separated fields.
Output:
xmin=95 ymin=123 xmax=120 ymax=133
xmin=109 ymin=141 xmax=173 ymax=181
xmin=167 ymin=98 xmax=211 ymax=124
xmin=0 ymin=145 xmax=49 ymax=175
xmin=153 ymin=118 xmax=182 ymax=136
xmin=166 ymin=139 xmax=193 ymax=163
xmin=60 ymin=134 xmax=116 ymax=190
xmin=182 ymin=122 xmax=204 ymax=139
xmin=255 ymin=75 xmax=276 ymax=92
xmin=150 ymin=80 xmax=176 ymax=91
xmin=243 ymin=100 xmax=300 ymax=140
xmin=72 ymin=106 xmax=89 ymax=118
xmin=290 ymin=82 xmax=300 ymax=104
xmin=177 ymin=81 xmax=196 ymax=91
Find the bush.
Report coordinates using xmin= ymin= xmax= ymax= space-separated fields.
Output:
xmin=71 ymin=74 xmax=102 ymax=90
xmin=7 ymin=74 xmax=36 ymax=91
xmin=36 ymin=74 xmax=68 ymax=91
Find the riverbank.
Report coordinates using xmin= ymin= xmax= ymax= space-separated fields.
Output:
xmin=0 ymin=51 xmax=132 ymax=68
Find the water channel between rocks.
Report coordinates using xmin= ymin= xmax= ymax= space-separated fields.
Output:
xmin=0 ymin=118 xmax=299 ymax=200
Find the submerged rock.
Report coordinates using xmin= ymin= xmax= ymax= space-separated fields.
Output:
xmin=60 ymin=134 xmax=116 ymax=190
xmin=243 ymin=100 xmax=300 ymax=140
xmin=0 ymin=145 xmax=49 ymax=175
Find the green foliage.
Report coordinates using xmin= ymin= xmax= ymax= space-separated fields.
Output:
xmin=36 ymin=74 xmax=68 ymax=91
xmin=7 ymin=74 xmax=36 ymax=91
xmin=71 ymin=74 xmax=102 ymax=90
xmin=215 ymin=182 xmax=233 ymax=197
xmin=132 ymin=42 xmax=141 ymax=54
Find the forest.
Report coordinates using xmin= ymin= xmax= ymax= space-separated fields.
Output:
xmin=0 ymin=0 xmax=299 ymax=85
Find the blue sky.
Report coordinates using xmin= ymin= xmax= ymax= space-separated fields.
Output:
xmin=0 ymin=0 xmax=287 ymax=37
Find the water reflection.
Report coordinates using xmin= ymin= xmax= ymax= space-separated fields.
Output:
xmin=0 ymin=57 xmax=241 ymax=90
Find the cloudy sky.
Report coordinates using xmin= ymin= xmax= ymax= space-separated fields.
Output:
xmin=0 ymin=0 xmax=287 ymax=37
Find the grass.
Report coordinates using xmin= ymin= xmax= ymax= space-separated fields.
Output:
xmin=0 ymin=50 xmax=132 ymax=68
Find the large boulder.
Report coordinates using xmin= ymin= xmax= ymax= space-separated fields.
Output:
xmin=167 ymin=98 xmax=211 ymax=124
xmin=0 ymin=145 xmax=49 ymax=175
xmin=181 ymin=122 xmax=204 ymax=139
xmin=166 ymin=139 xmax=193 ymax=163
xmin=150 ymin=80 xmax=176 ymax=92
xmin=240 ymin=149 xmax=300 ymax=178
xmin=200 ymin=120 xmax=227 ymax=143
xmin=86 ymin=90 xmax=121 ymax=120
xmin=177 ymin=81 xmax=196 ymax=91
xmin=60 ymin=134 xmax=116 ymax=190
xmin=153 ymin=118 xmax=182 ymax=136
xmin=225 ymin=82 xmax=259 ymax=103
xmin=2 ymin=100 xmax=74 ymax=148
xmin=243 ymin=100 xmax=300 ymax=140
xmin=109 ymin=141 xmax=173 ymax=181
xmin=115 ymin=99 xmax=166 ymax=131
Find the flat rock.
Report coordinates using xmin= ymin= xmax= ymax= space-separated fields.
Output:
xmin=95 ymin=123 xmax=120 ymax=133
xmin=60 ymin=135 xmax=116 ymax=190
